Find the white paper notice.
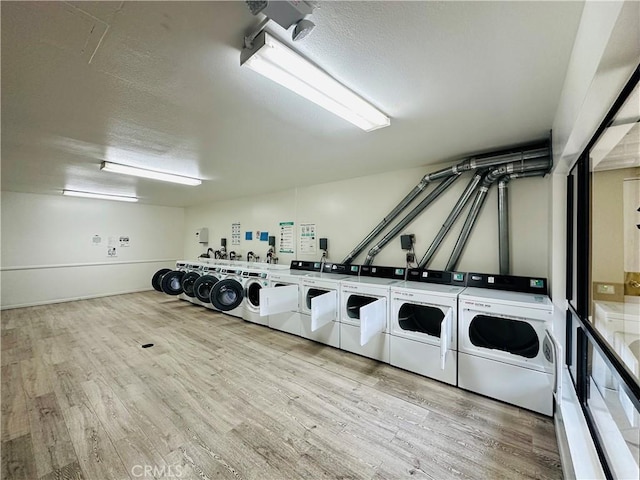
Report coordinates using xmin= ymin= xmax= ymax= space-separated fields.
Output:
xmin=232 ymin=222 xmax=241 ymax=246
xmin=119 ymin=236 xmax=130 ymax=247
xmin=279 ymin=221 xmax=295 ymax=254
xmin=92 ymin=235 xmax=102 ymax=246
xmin=299 ymin=223 xmax=317 ymax=255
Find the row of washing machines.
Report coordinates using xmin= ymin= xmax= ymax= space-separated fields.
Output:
xmin=152 ymin=259 xmax=560 ymax=416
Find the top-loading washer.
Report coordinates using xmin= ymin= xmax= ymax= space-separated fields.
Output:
xmin=259 ymin=261 xmax=318 ymax=336
xmin=209 ymin=266 xmax=246 ymax=317
xmin=339 ymin=265 xmax=404 ymax=363
xmin=389 ymin=269 xmax=467 ymax=386
xmin=241 ymin=266 xmax=270 ymax=325
xmin=458 ymin=273 xmax=558 ymax=416
xmin=299 ymin=262 xmax=358 ymax=348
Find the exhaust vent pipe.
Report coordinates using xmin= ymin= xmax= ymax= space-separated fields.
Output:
xmin=363 ymin=174 xmax=460 ymax=265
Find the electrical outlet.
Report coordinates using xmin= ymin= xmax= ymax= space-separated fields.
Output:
xmin=596 ymin=284 xmax=615 ymax=294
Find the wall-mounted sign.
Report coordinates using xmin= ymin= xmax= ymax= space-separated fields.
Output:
xmin=299 ymin=223 xmax=316 ymax=254
xmin=279 ymin=221 xmax=295 ymax=254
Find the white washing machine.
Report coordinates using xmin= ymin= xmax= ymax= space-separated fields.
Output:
xmin=259 ymin=261 xmax=318 ymax=336
xmin=193 ymin=264 xmax=223 ymax=310
xmin=592 ymin=300 xmax=640 ymax=426
xmin=241 ymin=266 xmax=270 ymax=325
xmin=159 ymin=261 xmax=189 ymax=296
xmin=178 ymin=262 xmax=206 ymax=305
xmin=339 ymin=265 xmax=404 ymax=363
xmin=458 ymin=273 xmax=558 ymax=416
xmin=389 ymin=269 xmax=467 ymax=386
xmin=208 ymin=266 xmax=245 ymax=317
xmin=299 ymin=263 xmax=357 ymax=348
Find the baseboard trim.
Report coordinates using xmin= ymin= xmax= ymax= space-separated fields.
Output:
xmin=0 ymin=288 xmax=155 ymax=310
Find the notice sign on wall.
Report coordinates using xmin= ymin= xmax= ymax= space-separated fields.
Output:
xmin=232 ymin=222 xmax=241 ymax=245
xmin=279 ymin=221 xmax=295 ymax=254
xmin=299 ymin=223 xmax=317 ymax=255
xmin=119 ymin=236 xmax=130 ymax=247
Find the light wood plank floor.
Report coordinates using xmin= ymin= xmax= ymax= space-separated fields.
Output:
xmin=1 ymin=292 xmax=562 ymax=479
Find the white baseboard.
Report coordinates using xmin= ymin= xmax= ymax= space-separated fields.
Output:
xmin=0 ymin=288 xmax=154 ymax=310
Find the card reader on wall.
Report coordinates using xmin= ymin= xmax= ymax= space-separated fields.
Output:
xmin=196 ymin=228 xmax=209 ymax=244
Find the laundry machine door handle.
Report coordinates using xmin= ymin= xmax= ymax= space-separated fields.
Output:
xmin=440 ymin=308 xmax=453 ymax=370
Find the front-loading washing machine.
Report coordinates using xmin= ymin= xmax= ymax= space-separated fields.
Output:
xmin=209 ymin=266 xmax=245 ymax=317
xmin=178 ymin=262 xmax=206 ymax=305
xmin=299 ymin=263 xmax=358 ymax=348
xmin=389 ymin=269 xmax=467 ymax=386
xmin=241 ymin=266 xmax=270 ymax=325
xmin=339 ymin=265 xmax=404 ymax=363
xmin=159 ymin=261 xmax=189 ymax=296
xmin=193 ymin=264 xmax=223 ymax=310
xmin=259 ymin=261 xmax=318 ymax=336
xmin=458 ymin=273 xmax=558 ymax=416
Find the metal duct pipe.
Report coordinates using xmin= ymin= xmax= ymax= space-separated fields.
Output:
xmin=418 ymin=172 xmax=484 ymax=268
xmin=342 ymin=174 xmax=435 ymax=264
xmin=498 ymin=176 xmax=510 ymax=275
xmin=483 ymin=157 xmax=550 ymax=185
xmin=498 ymin=169 xmax=549 ymax=275
xmin=363 ymin=174 xmax=461 ymax=265
xmin=445 ymin=183 xmax=492 ymax=271
xmin=341 ymin=143 xmax=549 ymax=264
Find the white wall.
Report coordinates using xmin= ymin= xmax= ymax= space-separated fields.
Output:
xmin=184 ymin=161 xmax=550 ymax=278
xmin=0 ymin=191 xmax=184 ymax=309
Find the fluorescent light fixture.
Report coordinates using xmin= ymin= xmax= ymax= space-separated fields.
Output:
xmin=241 ymin=31 xmax=390 ymax=132
xmin=100 ymin=161 xmax=202 ymax=186
xmin=63 ymin=190 xmax=138 ymax=202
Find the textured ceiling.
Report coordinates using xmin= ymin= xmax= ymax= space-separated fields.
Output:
xmin=1 ymin=1 xmax=585 ymax=207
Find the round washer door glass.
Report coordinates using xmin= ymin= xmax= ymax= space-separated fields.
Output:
xmin=193 ymin=275 xmax=219 ymax=303
xmin=181 ymin=272 xmax=200 ymax=298
xmin=210 ymin=279 xmax=244 ymax=311
xmin=161 ymin=271 xmax=185 ymax=295
xmin=246 ymin=281 xmax=262 ymax=309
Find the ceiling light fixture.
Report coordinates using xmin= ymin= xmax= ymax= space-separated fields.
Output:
xmin=241 ymin=31 xmax=390 ymax=132
xmin=100 ymin=161 xmax=202 ymax=186
xmin=63 ymin=189 xmax=138 ymax=203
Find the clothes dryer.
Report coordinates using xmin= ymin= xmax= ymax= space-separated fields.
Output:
xmin=458 ymin=273 xmax=558 ymax=416
xmin=259 ymin=261 xmax=318 ymax=336
xmin=339 ymin=265 xmax=403 ymax=363
xmin=389 ymin=269 xmax=467 ymax=386
xmin=299 ymin=263 xmax=357 ymax=348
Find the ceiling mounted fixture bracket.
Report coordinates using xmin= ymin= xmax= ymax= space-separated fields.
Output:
xmin=245 ymin=1 xmax=317 ymax=42
xmin=240 ymin=30 xmax=390 ymax=132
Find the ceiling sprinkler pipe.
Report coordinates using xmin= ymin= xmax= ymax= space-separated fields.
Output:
xmin=419 ymin=172 xmax=484 ymax=268
xmin=363 ymin=174 xmax=460 ymax=265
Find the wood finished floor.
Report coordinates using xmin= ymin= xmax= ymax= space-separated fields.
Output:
xmin=1 ymin=292 xmax=562 ymax=479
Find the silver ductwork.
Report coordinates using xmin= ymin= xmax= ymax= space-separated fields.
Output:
xmin=446 ymin=158 xmax=551 ymax=271
xmin=497 ymin=169 xmax=549 ymax=275
xmin=419 ymin=172 xmax=484 ymax=268
xmin=342 ymin=142 xmax=550 ymax=265
xmin=498 ymin=176 xmax=511 ymax=275
xmin=363 ymin=174 xmax=460 ymax=265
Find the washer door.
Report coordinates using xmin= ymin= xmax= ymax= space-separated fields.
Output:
xmin=152 ymin=268 xmax=172 ymax=292
xmin=161 ymin=271 xmax=185 ymax=295
xmin=245 ymin=279 xmax=262 ymax=312
xmin=210 ymin=279 xmax=244 ymax=311
xmin=193 ymin=274 xmax=220 ymax=303
xmin=181 ymin=272 xmax=200 ymax=298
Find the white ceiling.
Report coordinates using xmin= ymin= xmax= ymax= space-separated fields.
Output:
xmin=1 ymin=1 xmax=585 ymax=207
